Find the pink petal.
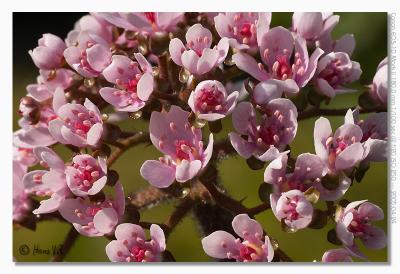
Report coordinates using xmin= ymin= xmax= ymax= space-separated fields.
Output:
xmin=140 ymin=160 xmax=176 ymax=188
xmin=105 ymin=240 xmax=130 ymax=262
xmin=175 ymin=160 xmax=202 ymax=182
xmin=181 ymin=50 xmax=200 ymax=75
xmin=232 ymin=52 xmax=268 ymax=81
xmin=229 ymin=132 xmax=255 ymax=159
xmin=197 ymin=48 xmax=219 ymax=75
xmin=231 ymin=101 xmax=256 ymax=134
xmin=137 ymin=72 xmax=154 ymax=101
xmin=86 ymin=44 xmax=111 ymax=72
xmin=313 ymin=117 xmax=332 ymax=161
xmin=93 ymin=208 xmax=119 ymax=234
xmin=335 ymin=143 xmax=364 ymax=171
xmin=358 ymin=202 xmax=384 ymax=221
xmin=260 ymin=26 xmax=294 ymax=68
xmin=169 ymin=38 xmax=185 ymax=66
xmin=87 ymin=123 xmax=103 ymax=147
xmin=361 ymin=226 xmax=387 ymax=250
xmin=115 ymin=223 xmax=145 ymax=244
xmin=232 ymin=214 xmax=263 ymax=243
xmin=202 ymin=231 xmax=239 ymax=259
xmin=150 ymin=224 xmax=166 ymax=252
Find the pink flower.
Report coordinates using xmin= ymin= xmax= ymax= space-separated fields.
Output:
xmin=97 ymin=12 xmax=184 ymax=34
xmin=99 ymin=54 xmax=154 ymax=112
xmin=13 ymin=162 xmax=31 ymax=222
xmin=49 ymin=89 xmax=103 ymax=147
xmin=26 ymin=69 xmax=74 ymax=102
xmin=13 ymin=132 xmax=38 ymax=167
xmin=59 ymin=182 xmax=125 ymax=237
xmin=214 ymin=12 xmax=271 ymax=50
xmin=65 ymin=154 xmax=107 ymax=197
xmin=64 ymin=31 xmax=112 ymax=78
xmin=106 ymin=223 xmax=166 ymax=262
xmin=314 ymin=113 xmax=365 ymax=173
xmin=314 ymin=52 xmax=361 ymax=98
xmin=22 ymin=147 xmax=70 ymax=215
xmin=264 ymin=153 xmax=327 ymax=194
xmin=232 ymin=26 xmax=324 ymax=91
xmin=29 ymin=33 xmax=66 ymax=70
xmin=188 ymin=80 xmax=239 ymax=121
xmin=368 ymin=57 xmax=387 ymax=106
xmin=336 ymin=200 xmax=386 ymax=250
xmin=140 ymin=106 xmax=213 ymax=188
xmin=229 ymin=99 xmax=298 ymax=161
xmin=293 ymin=13 xmax=355 ymax=56
xmin=270 ymin=190 xmax=313 ymax=230
xmin=345 ymin=109 xmax=387 ymax=162
xmin=66 ymin=14 xmax=114 ymax=44
xmin=202 ymin=214 xmax=274 ymax=262
xmin=322 ymin=248 xmax=353 ymax=262
xmin=169 ymin=24 xmax=229 ymax=76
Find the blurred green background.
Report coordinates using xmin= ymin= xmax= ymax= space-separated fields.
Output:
xmin=13 ymin=12 xmax=388 ymax=262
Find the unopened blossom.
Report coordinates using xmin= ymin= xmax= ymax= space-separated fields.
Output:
xmin=169 ymin=23 xmax=229 ymax=76
xmin=270 ymin=190 xmax=313 ymax=230
xmin=202 ymin=214 xmax=274 ymax=262
xmin=264 ymin=153 xmax=327 ymax=194
xmin=293 ymin=13 xmax=356 ymax=56
xmin=65 ymin=154 xmax=107 ymax=196
xmin=322 ymin=248 xmax=353 ymax=262
xmin=336 ymin=200 xmax=386 ymax=250
xmin=314 ymin=52 xmax=361 ymax=98
xmin=67 ymin=13 xmax=114 ymax=44
xmin=106 ymin=223 xmax=166 ymax=262
xmin=58 ymin=182 xmax=125 ymax=237
xmin=188 ymin=80 xmax=239 ymax=121
xmin=214 ymin=12 xmax=271 ymax=50
xmin=49 ymin=89 xmax=103 ymax=147
xmin=26 ymin=69 xmax=74 ymax=102
xmin=22 ymin=146 xmax=70 ymax=215
xmin=314 ymin=114 xmax=364 ymax=173
xmin=64 ymin=30 xmax=112 ymax=78
xmin=368 ymin=57 xmax=387 ymax=106
xmin=99 ymin=54 xmax=154 ymax=112
xmin=229 ymin=100 xmax=297 ymax=162
xmin=14 ymin=87 xmax=68 ymax=148
xmin=97 ymin=12 xmax=184 ymax=34
xmin=345 ymin=109 xmax=387 ymax=162
xmin=140 ymin=106 xmax=213 ymax=188
xmin=29 ymin=33 xmax=66 ymax=70
xmin=13 ymin=162 xmax=31 ymax=222
xmin=233 ymin=26 xmax=324 ymax=91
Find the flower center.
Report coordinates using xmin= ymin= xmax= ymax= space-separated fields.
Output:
xmin=272 ymin=55 xmax=293 ymax=80
xmin=65 ymin=109 xmax=99 ymax=137
xmin=130 ymin=246 xmax=146 ymax=262
xmin=195 ymin=86 xmax=224 ymax=113
xmin=239 ymin=245 xmax=257 ymax=261
xmin=72 ymin=161 xmax=103 ymax=191
xmin=256 ymin=110 xmax=288 ymax=147
xmin=239 ymin=22 xmax=253 ymax=38
xmin=284 ymin=196 xmax=300 ymax=221
xmin=144 ymin=12 xmax=156 ymax=24
xmin=175 ymin=140 xmax=198 ymax=161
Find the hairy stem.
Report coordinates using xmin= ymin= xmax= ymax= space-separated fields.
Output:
xmin=106 ymin=132 xmax=151 ymax=167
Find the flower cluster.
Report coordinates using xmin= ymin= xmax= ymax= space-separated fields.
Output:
xmin=13 ymin=12 xmax=387 ymax=263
